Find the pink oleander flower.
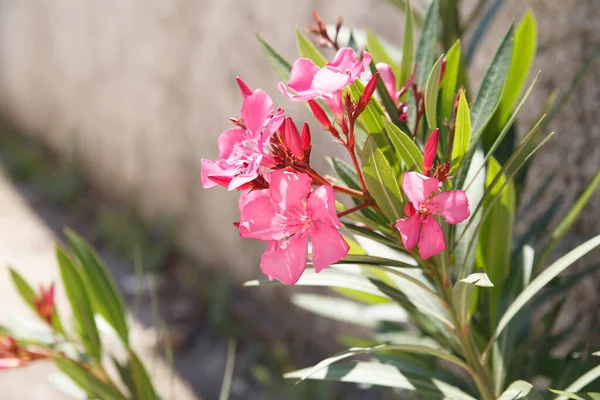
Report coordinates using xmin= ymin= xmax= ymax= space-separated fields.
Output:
xmin=396 ymin=172 xmax=470 ymax=259
xmin=201 ymin=78 xmax=284 ymax=190
xmin=278 ymin=48 xmax=372 ymax=118
xmin=374 ymin=63 xmax=411 ymax=122
xmin=238 ymin=170 xmax=349 ymax=284
xmin=0 ymin=335 xmax=48 ymax=370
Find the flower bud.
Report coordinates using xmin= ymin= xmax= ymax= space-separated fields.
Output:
xmin=235 ymin=76 xmax=253 ymax=97
xmin=356 ymin=73 xmax=379 ymax=117
xmin=423 ymin=128 xmax=440 ymax=176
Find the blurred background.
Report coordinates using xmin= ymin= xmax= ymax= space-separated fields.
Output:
xmin=0 ymin=0 xmax=597 ymax=398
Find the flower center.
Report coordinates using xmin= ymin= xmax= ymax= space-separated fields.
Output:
xmin=276 ymin=206 xmax=313 ymax=236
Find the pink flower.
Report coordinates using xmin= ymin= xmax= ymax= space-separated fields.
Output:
xmin=278 ymin=48 xmax=372 ymax=117
xmin=396 ymin=172 xmax=470 ymax=259
xmin=376 ymin=63 xmax=400 ymax=102
xmin=201 ymin=78 xmax=284 ymax=190
xmin=239 ymin=171 xmax=349 ymax=284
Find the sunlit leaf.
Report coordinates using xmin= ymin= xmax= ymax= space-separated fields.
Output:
xmin=296 ymin=30 xmax=328 ymax=67
xmin=425 ymin=55 xmax=444 ymax=130
xmin=415 ymin=0 xmax=440 ymax=89
xmin=53 ymin=357 xmax=126 ymax=400
xmin=451 ymin=89 xmax=471 ymax=170
xmin=257 ymin=35 xmax=292 ymax=81
xmin=498 ymin=380 xmax=543 ymax=399
xmin=440 ymin=40 xmax=461 ymax=121
xmin=383 ymin=118 xmax=424 ymax=170
xmin=399 ymin=0 xmax=416 ymax=95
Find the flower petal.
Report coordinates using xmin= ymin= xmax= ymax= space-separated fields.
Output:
xmin=267 ymin=170 xmax=312 ymax=211
xmin=261 ymin=235 xmax=309 ymax=285
xmin=328 ymin=48 xmax=358 ymax=72
xmin=312 ymin=66 xmax=352 ymax=95
xmin=376 ymin=63 xmax=397 ymax=101
xmin=217 ymin=127 xmax=246 ymax=159
xmin=288 ymin=58 xmax=320 ymax=93
xmin=429 ymin=190 xmax=470 ymax=224
xmin=241 ymin=89 xmax=274 ymax=135
xmin=306 ymin=185 xmax=340 ymax=228
xmin=402 ymin=171 xmax=441 ymax=205
xmin=238 ymin=190 xmax=284 ymax=241
xmin=396 ymin=214 xmax=422 ymax=250
xmin=418 ymin=217 xmax=446 ymax=259
xmin=310 ymin=222 xmax=350 ymax=272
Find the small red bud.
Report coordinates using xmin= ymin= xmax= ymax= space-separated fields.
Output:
xmin=235 ymin=77 xmax=253 ymax=97
xmin=356 ymin=73 xmax=379 ymax=116
xmin=301 ymin=123 xmax=311 ymax=152
xmin=423 ymin=128 xmax=440 ymax=175
xmin=307 ymin=100 xmax=331 ymax=129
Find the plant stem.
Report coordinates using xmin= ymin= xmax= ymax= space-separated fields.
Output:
xmin=304 ymin=167 xmax=368 ymax=201
xmin=346 ymin=121 xmax=368 ymax=193
xmin=337 ymin=201 xmax=372 ymax=218
xmin=431 ymin=269 xmax=496 ymax=400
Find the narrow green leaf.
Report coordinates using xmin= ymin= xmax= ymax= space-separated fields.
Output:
xmin=285 ymin=361 xmax=476 ymax=399
xmin=440 ymin=40 xmax=461 ymax=120
xmin=366 ymin=30 xmax=400 ymax=81
xmin=536 ymin=170 xmax=600 ymax=270
xmin=337 ymin=254 xmax=418 ymax=269
xmin=219 ymin=340 xmax=237 ymax=400
xmin=369 ymin=62 xmax=411 ymax=134
xmin=8 ymin=267 xmax=37 ymax=312
xmin=245 ymin=267 xmax=389 ymax=299
xmin=496 ymin=10 xmax=537 ymax=126
xmin=399 ymin=0 xmax=415 ymax=92
xmin=554 ymin=364 xmax=600 ymax=400
xmin=65 ymin=229 xmax=129 ymax=345
xmin=459 ymin=270 xmax=494 ymax=287
xmin=383 ymin=118 xmax=424 ymax=170
xmin=471 ymin=26 xmax=514 ymax=141
xmin=361 ymin=135 xmax=404 ymax=221
xmin=53 ymin=357 xmax=126 ymax=400
xmin=296 ymin=30 xmax=328 ymax=67
xmin=451 ymin=90 xmax=471 ymax=169
xmin=415 ymin=0 xmax=440 ymax=89
xmin=498 ymin=380 xmax=543 ymax=399
xmin=127 ymin=349 xmax=158 ymax=400
xmin=485 ymin=234 xmax=600 ymax=358
xmin=552 ymin=390 xmax=600 ymax=400
xmin=56 ymin=246 xmax=101 ymax=360
xmin=256 ymin=35 xmax=292 ymax=81
xmin=424 ymin=55 xmax=444 ymax=129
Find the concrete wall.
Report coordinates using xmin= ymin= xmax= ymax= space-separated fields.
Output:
xmin=0 ymin=0 xmax=597 ymax=286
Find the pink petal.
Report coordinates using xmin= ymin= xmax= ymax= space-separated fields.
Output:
xmin=236 ymin=77 xmax=253 ymax=97
xmin=396 ymin=214 xmax=422 ymax=250
xmin=227 ymin=154 xmax=262 ymax=191
xmin=352 ymin=51 xmax=372 ymax=81
xmin=306 ymin=185 xmax=340 ymax=228
xmin=262 ymin=109 xmax=285 ymax=145
xmin=261 ymin=235 xmax=309 ymax=285
xmin=217 ymin=127 xmax=246 ymax=159
xmin=277 ymin=81 xmax=318 ymax=102
xmin=288 ymin=58 xmax=320 ymax=93
xmin=376 ymin=63 xmax=397 ymax=100
xmin=418 ymin=217 xmax=446 ymax=259
xmin=241 ymin=89 xmax=274 ymax=135
xmin=328 ymin=48 xmax=358 ymax=71
xmin=267 ymin=171 xmax=312 ymax=211
xmin=402 ymin=171 xmax=441 ymax=205
xmin=310 ymin=222 xmax=350 ymax=272
xmin=312 ymin=66 xmax=351 ymax=95
xmin=239 ymin=190 xmax=284 ymax=241
xmin=0 ymin=358 xmax=25 ymax=370
xmin=200 ymin=159 xmax=221 ymax=188
xmin=429 ymin=190 xmax=470 ymax=224
xmin=282 ymin=117 xmax=303 ymax=158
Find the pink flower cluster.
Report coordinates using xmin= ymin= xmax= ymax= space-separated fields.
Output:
xmin=201 ymin=45 xmax=470 ymax=283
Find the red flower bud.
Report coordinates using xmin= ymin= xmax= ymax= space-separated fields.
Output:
xmin=356 ymin=73 xmax=379 ymax=117
xmin=235 ymin=76 xmax=253 ymax=97
xmin=307 ymin=100 xmax=332 ymax=129
xmin=301 ymin=123 xmax=312 ymax=154
xmin=423 ymin=128 xmax=439 ymax=175
xmin=33 ymin=283 xmax=55 ymax=326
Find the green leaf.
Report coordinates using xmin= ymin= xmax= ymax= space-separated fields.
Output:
xmin=415 ymin=0 xmax=440 ymax=89
xmin=537 ymin=170 xmax=600 ymax=270
xmin=498 ymin=380 xmax=543 ymax=399
xmin=285 ymin=361 xmax=476 ymax=399
xmin=361 ymin=135 xmax=404 ymax=221
xmin=53 ymin=357 xmax=126 ymax=400
xmin=56 ymin=245 xmax=101 ymax=360
xmin=369 ymin=62 xmax=411 ymax=133
xmin=296 ymin=30 xmax=328 ymax=67
xmin=453 ymin=270 xmax=493 ymax=327
xmin=399 ymin=0 xmax=415 ymax=93
xmin=451 ymin=89 xmax=471 ymax=169
xmin=127 ymin=349 xmax=158 ymax=400
xmin=245 ymin=267 xmax=389 ymax=299
xmin=459 ymin=270 xmax=494 ymax=287
xmin=297 ymin=343 xmax=471 ymax=382
xmin=366 ymin=30 xmax=400 ymax=82
xmin=65 ymin=229 xmax=129 ymax=345
xmin=471 ymin=26 xmax=514 ymax=141
xmin=552 ymin=390 xmax=600 ymax=400
xmin=424 ymin=55 xmax=444 ymax=129
xmin=440 ymin=40 xmax=461 ymax=120
xmin=256 ymin=35 xmax=292 ymax=81
xmin=291 ymin=294 xmax=402 ymax=327
xmin=8 ymin=267 xmax=37 ymax=312
xmin=496 ymin=10 xmax=537 ymax=126
xmin=383 ymin=118 xmax=424 ymax=170
xmin=554 ymin=363 xmax=600 ymax=400
xmin=485 ymin=234 xmax=600 ymax=358
xmin=337 ymin=254 xmax=418 ymax=269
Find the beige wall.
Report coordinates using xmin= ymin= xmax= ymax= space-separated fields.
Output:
xmin=0 ymin=0 xmax=597 ymax=287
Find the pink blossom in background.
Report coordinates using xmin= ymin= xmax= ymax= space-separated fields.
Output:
xmin=376 ymin=63 xmax=400 ymax=102
xmin=201 ymin=78 xmax=284 ymax=190
xmin=278 ymin=48 xmax=372 ymax=118
xmin=396 ymin=172 xmax=470 ymax=259
xmin=238 ymin=170 xmax=349 ymax=284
